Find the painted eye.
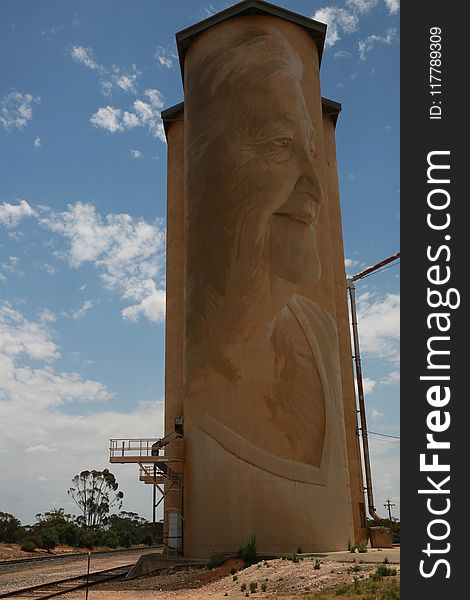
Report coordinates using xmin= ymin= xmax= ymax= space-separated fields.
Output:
xmin=264 ymin=137 xmax=294 ymax=162
xmin=273 ymin=137 xmax=294 ymax=149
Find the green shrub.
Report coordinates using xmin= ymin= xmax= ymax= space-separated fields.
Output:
xmin=39 ymin=527 xmax=59 ymax=552
xmin=371 ymin=564 xmax=397 ymax=580
xmin=141 ymin=533 xmax=154 ymax=546
xmin=356 ymin=539 xmax=368 ymax=553
xmin=117 ymin=529 xmax=134 ymax=547
xmin=21 ymin=539 xmax=37 ymax=552
xmin=282 ymin=552 xmax=302 ymax=563
xmin=238 ymin=534 xmax=257 ymax=566
xmin=249 ymin=581 xmax=258 ymax=593
xmin=314 ymin=559 xmax=321 ymax=570
xmin=78 ymin=530 xmax=97 ymax=549
xmin=207 ymin=552 xmax=225 ymax=570
xmin=260 ymin=581 xmax=267 ymax=592
xmin=241 ymin=582 xmax=247 ymax=591
xmin=101 ymin=531 xmax=120 ymax=548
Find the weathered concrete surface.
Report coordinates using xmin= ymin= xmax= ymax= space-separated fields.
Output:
xmin=126 ymin=554 xmax=206 ymax=579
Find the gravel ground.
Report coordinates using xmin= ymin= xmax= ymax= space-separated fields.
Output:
xmin=0 ymin=548 xmax=159 ymax=594
xmin=62 ymin=557 xmax=400 ymax=600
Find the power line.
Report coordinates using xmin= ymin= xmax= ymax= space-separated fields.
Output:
xmin=368 ymin=430 xmax=400 ymax=439
xmin=360 ymin=260 xmax=400 ymax=280
xmin=369 ymin=435 xmax=399 ymax=441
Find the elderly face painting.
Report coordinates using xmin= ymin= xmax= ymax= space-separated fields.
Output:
xmin=186 ymin=25 xmax=324 ymax=344
xmin=185 ymin=22 xmax=336 ymax=470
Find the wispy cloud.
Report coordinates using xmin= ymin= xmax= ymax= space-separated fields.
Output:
xmin=90 ymin=89 xmax=165 ymax=142
xmin=0 ymin=200 xmax=36 ymax=228
xmin=356 ymin=291 xmax=400 ymax=363
xmin=359 ymin=28 xmax=397 ymax=60
xmin=0 ymin=257 xmax=22 ymax=283
xmin=200 ymin=4 xmax=217 ymax=18
xmin=384 ymin=0 xmax=400 ymax=14
xmin=0 ymin=91 xmax=41 ymax=131
xmin=313 ymin=7 xmax=359 ymax=47
xmin=112 ymin=65 xmax=140 ymax=93
xmin=130 ymin=149 xmax=143 ymax=159
xmin=34 ymin=136 xmax=41 ymax=148
xmin=346 ymin=0 xmax=378 ymax=12
xmin=154 ymin=46 xmax=178 ymax=69
xmin=334 ymin=50 xmax=353 ymax=59
xmin=71 ymin=299 xmax=93 ymax=320
xmin=381 ymin=370 xmax=400 ymax=385
xmin=313 ymin=0 xmax=399 ymax=48
xmin=100 ymin=64 xmax=141 ymax=96
xmin=70 ymin=45 xmax=104 ymax=72
xmin=40 ymin=202 xmax=166 ymax=323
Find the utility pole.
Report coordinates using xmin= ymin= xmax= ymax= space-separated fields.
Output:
xmin=384 ymin=498 xmax=396 ymax=531
xmin=347 ymin=252 xmax=400 ymax=522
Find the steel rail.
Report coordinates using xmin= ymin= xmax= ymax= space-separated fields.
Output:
xmin=0 ymin=564 xmax=133 ymax=599
xmin=0 ymin=545 xmax=161 ymax=567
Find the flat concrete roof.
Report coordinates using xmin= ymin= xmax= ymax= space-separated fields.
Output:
xmin=175 ymin=0 xmax=327 ymax=82
xmin=160 ymin=97 xmax=341 ymax=139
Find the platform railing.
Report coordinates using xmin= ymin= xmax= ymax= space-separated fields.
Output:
xmin=109 ymin=438 xmax=159 ymax=459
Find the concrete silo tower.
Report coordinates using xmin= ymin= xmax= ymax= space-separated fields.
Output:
xmin=162 ymin=0 xmax=367 ymax=557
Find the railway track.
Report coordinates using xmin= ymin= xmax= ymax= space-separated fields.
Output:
xmin=0 ymin=545 xmax=161 ymax=567
xmin=0 ymin=564 xmax=133 ymax=599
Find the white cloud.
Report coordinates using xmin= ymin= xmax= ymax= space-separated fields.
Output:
xmin=314 ymin=1 xmax=398 ymax=49
xmin=381 ymin=370 xmax=400 ymax=385
xmin=0 ymin=302 xmax=59 ymax=362
xmin=100 ymin=80 xmax=113 ymax=97
xmin=0 ymin=91 xmax=40 ymax=131
xmin=369 ymin=407 xmax=383 ymax=421
xmin=89 ymin=89 xmax=165 ymax=142
xmin=384 ymin=0 xmax=400 ymax=14
xmin=345 ymin=257 xmax=361 ymax=270
xmin=71 ymin=299 xmax=93 ymax=320
xmin=111 ymin=64 xmax=140 ymax=94
xmin=154 ymin=46 xmax=177 ymax=69
xmin=346 ymin=0 xmax=378 ymax=13
xmin=356 ymin=292 xmax=400 ymax=363
xmin=334 ymin=50 xmax=352 ymax=59
xmin=40 ymin=202 xmax=166 ymax=323
xmin=35 ymin=261 xmax=57 ymax=275
xmin=34 ymin=136 xmax=41 ymax=148
xmin=313 ymin=7 xmax=359 ymax=46
xmin=70 ymin=45 xmax=103 ymax=72
xmin=89 ymin=106 xmax=126 ymax=133
xmin=38 ymin=309 xmax=57 ymax=324
xmin=0 ymin=256 xmax=22 ymax=282
xmin=25 ymin=445 xmax=58 ymax=454
xmin=354 ymin=376 xmax=376 ymax=397
xmin=0 ymin=200 xmax=36 ymax=228
xmin=130 ymin=149 xmax=143 ymax=159
xmin=200 ymin=4 xmax=217 ymax=18
xmin=359 ymin=28 xmax=397 ymax=60
xmin=0 ymin=303 xmax=165 ymax=523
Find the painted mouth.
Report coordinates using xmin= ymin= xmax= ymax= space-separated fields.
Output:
xmin=273 ymin=191 xmax=318 ymax=227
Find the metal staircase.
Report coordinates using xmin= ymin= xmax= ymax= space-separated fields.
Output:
xmin=109 ymin=421 xmax=183 ymax=556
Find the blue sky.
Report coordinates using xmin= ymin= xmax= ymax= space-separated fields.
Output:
xmin=0 ymin=0 xmax=400 ymax=526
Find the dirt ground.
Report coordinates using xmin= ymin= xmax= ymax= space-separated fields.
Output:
xmin=63 ymin=556 xmax=400 ymax=600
